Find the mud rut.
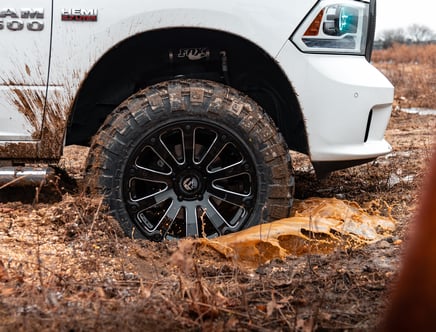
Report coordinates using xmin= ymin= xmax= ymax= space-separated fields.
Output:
xmin=0 ymin=104 xmax=435 ymax=330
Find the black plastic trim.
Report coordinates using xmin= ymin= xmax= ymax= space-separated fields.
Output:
xmin=313 ymin=158 xmax=376 ymax=178
xmin=365 ymin=0 xmax=377 ymax=62
xmin=364 ymin=109 xmax=373 ymax=142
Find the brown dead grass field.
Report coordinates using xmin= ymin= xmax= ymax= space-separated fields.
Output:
xmin=0 ymin=44 xmax=435 ymax=331
xmin=372 ymin=43 xmax=436 ymax=109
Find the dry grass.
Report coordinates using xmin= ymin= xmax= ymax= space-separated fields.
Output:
xmin=373 ymin=44 xmax=436 ymax=109
xmin=0 ymin=195 xmax=402 ymax=331
xmin=3 ymin=113 xmax=433 ymax=331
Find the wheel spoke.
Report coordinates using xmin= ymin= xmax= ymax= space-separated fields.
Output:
xmin=203 ymin=199 xmax=226 ymax=233
xmin=197 ymin=139 xmax=229 ymax=169
xmin=132 ymin=188 xmax=175 ymax=212
xmin=184 ymin=203 xmax=199 ymax=236
xmin=182 ymin=126 xmax=195 ymax=165
xmin=144 ymin=200 xmax=188 ymax=239
xmin=157 ymin=200 xmax=183 ymax=237
xmin=207 ymin=160 xmax=249 ymax=181
xmin=165 ymin=201 xmax=183 ymax=221
xmin=193 ymin=128 xmax=218 ymax=165
xmin=128 ymin=164 xmax=171 ymax=183
xmin=153 ymin=137 xmax=184 ymax=171
xmin=208 ymin=185 xmax=249 ymax=207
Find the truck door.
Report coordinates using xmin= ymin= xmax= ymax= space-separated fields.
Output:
xmin=0 ymin=3 xmax=52 ymax=141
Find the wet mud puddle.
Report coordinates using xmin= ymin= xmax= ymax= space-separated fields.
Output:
xmin=201 ymin=198 xmax=396 ymax=267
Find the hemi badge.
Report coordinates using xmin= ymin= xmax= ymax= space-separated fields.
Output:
xmin=61 ymin=9 xmax=98 ymax=22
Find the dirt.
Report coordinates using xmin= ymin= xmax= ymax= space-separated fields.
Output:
xmin=1 ymin=77 xmax=436 ymax=331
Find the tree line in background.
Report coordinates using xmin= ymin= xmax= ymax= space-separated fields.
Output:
xmin=376 ymin=24 xmax=436 ymax=49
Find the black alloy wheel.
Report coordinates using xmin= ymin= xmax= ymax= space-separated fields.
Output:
xmin=86 ymin=79 xmax=294 ymax=241
xmin=124 ymin=120 xmax=257 ymax=239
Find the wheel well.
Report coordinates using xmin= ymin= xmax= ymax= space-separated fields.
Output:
xmin=66 ymin=28 xmax=309 ymax=154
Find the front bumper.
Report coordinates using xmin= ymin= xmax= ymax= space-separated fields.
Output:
xmin=276 ymin=40 xmax=394 ymax=170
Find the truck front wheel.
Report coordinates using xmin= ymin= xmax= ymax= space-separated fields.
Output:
xmin=86 ymin=80 xmax=293 ymax=240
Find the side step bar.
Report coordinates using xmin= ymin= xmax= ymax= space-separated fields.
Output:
xmin=0 ymin=167 xmax=55 ymax=189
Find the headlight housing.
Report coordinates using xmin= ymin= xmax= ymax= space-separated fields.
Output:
xmin=292 ymin=0 xmax=375 ymax=58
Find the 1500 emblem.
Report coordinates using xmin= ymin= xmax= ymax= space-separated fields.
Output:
xmin=0 ymin=8 xmax=44 ymax=31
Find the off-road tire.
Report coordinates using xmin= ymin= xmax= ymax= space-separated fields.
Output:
xmin=86 ymin=79 xmax=294 ymax=240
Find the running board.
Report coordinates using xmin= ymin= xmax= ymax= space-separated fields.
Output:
xmin=0 ymin=167 xmax=55 ymax=188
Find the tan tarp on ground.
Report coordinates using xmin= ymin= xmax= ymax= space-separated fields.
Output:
xmin=203 ymin=198 xmax=396 ymax=266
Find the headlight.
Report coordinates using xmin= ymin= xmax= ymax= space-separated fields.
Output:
xmin=292 ymin=0 xmax=374 ymax=57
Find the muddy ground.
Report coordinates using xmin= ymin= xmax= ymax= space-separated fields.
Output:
xmin=1 ymin=57 xmax=435 ymax=330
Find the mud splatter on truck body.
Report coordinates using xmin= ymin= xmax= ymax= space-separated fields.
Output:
xmin=0 ymin=76 xmax=72 ymax=163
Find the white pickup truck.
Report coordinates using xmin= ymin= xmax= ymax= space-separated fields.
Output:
xmin=0 ymin=0 xmax=393 ymax=240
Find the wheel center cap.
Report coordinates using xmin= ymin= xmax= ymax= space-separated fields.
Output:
xmin=182 ymin=176 xmax=199 ymax=192
xmin=176 ymin=171 xmax=204 ymax=199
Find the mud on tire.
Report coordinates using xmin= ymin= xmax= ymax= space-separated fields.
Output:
xmin=86 ymin=80 xmax=294 ymax=240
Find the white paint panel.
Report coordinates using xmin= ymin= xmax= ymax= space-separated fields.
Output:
xmin=0 ymin=2 xmax=52 ymax=141
xmin=276 ymin=40 xmax=394 ymax=161
xmin=49 ymin=0 xmax=315 ymax=87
